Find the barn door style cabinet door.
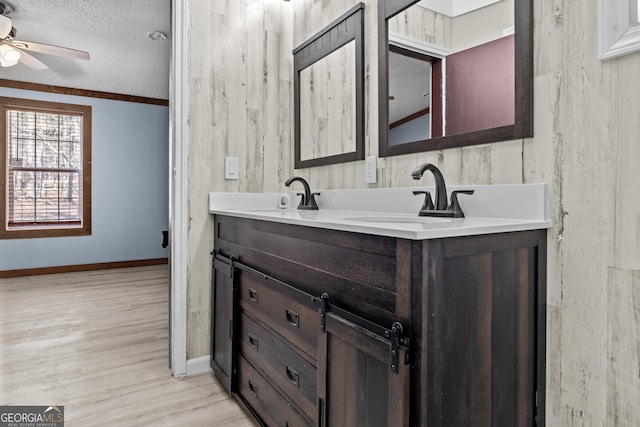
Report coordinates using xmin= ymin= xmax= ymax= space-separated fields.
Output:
xmin=211 ymin=215 xmax=546 ymax=426
xmin=318 ymin=309 xmax=411 ymax=427
xmin=210 ymin=253 xmax=236 ymax=393
xmin=210 ymin=250 xmax=411 ymax=427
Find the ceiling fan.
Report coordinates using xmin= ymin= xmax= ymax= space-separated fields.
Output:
xmin=0 ymin=2 xmax=90 ymax=70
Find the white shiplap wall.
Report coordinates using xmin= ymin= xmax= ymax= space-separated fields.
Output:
xmin=186 ymin=0 xmax=640 ymax=424
xmin=186 ymin=0 xmax=293 ymax=358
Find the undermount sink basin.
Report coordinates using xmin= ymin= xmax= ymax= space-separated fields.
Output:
xmin=343 ymin=215 xmax=452 ymax=224
xmin=243 ymin=208 xmax=290 ymax=212
xmin=240 ymin=209 xmax=320 ymax=220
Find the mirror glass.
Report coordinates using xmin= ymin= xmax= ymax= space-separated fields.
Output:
xmin=299 ymin=41 xmax=356 ymax=161
xmin=379 ymin=0 xmax=532 ymax=156
xmin=388 ymin=48 xmax=434 ymax=145
xmin=294 ymin=4 xmax=364 ymax=169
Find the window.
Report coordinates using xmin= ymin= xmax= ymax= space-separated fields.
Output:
xmin=0 ymin=97 xmax=91 ymax=239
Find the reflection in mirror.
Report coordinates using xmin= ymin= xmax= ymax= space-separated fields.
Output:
xmin=388 ymin=47 xmax=440 ymax=145
xmin=299 ymin=41 xmax=356 ymax=161
xmin=293 ymin=3 xmax=365 ymax=169
xmin=389 ymin=0 xmax=514 ymax=140
xmin=378 ymin=0 xmax=532 ymax=157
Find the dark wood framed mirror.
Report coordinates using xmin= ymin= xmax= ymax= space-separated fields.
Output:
xmin=378 ymin=0 xmax=532 ymax=157
xmin=293 ymin=3 xmax=365 ymax=169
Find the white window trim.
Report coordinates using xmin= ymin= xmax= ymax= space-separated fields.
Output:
xmin=598 ymin=0 xmax=640 ymax=60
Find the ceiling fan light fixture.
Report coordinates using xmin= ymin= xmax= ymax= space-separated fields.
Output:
xmin=0 ymin=14 xmax=11 ymax=38
xmin=0 ymin=56 xmax=17 ymax=67
xmin=0 ymin=43 xmax=20 ymax=66
xmin=3 ymin=47 xmax=19 ymax=61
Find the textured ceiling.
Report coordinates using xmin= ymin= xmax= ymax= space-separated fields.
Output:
xmin=0 ymin=0 xmax=171 ymax=99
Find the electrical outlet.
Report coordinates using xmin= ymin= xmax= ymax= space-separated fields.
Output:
xmin=365 ymin=155 xmax=377 ymax=184
xmin=225 ymin=157 xmax=239 ymax=180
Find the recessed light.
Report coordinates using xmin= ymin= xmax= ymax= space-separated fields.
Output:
xmin=147 ymin=31 xmax=167 ymax=41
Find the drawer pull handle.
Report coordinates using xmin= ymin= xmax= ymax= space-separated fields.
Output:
xmin=248 ymin=288 xmax=258 ymax=302
xmin=248 ymin=333 xmax=259 ymax=350
xmin=248 ymin=380 xmax=258 ymax=398
xmin=285 ymin=309 xmax=299 ymax=328
xmin=285 ymin=365 xmax=299 ymax=387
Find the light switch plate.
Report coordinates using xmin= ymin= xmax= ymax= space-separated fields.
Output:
xmin=225 ymin=157 xmax=239 ymax=180
xmin=365 ymin=155 xmax=377 ymax=184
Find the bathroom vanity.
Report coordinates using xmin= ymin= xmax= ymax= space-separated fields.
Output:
xmin=209 ymin=186 xmax=549 ymax=426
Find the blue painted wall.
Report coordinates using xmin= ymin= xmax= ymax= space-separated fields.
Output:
xmin=0 ymin=88 xmax=169 ymax=270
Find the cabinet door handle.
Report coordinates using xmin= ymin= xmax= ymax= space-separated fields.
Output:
xmin=318 ymin=396 xmax=326 ymax=427
xmin=285 ymin=364 xmax=299 ymax=387
xmin=248 ymin=380 xmax=258 ymax=398
xmin=285 ymin=309 xmax=299 ymax=328
xmin=248 ymin=333 xmax=259 ymax=350
xmin=248 ymin=288 xmax=258 ymax=302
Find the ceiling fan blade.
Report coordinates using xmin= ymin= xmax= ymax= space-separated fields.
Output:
xmin=16 ymin=48 xmax=49 ymax=70
xmin=0 ymin=14 xmax=11 ymax=38
xmin=11 ymin=40 xmax=90 ymax=60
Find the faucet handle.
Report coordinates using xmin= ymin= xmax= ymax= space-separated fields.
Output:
xmin=448 ymin=190 xmax=474 ymax=218
xmin=298 ymin=192 xmax=320 ymax=210
xmin=295 ymin=192 xmax=306 ymax=206
xmin=308 ymin=192 xmax=320 ymax=209
xmin=413 ymin=190 xmax=434 ymax=212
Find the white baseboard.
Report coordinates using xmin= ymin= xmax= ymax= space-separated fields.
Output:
xmin=186 ymin=355 xmax=212 ymax=376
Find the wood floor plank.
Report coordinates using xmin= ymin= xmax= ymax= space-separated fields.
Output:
xmin=0 ymin=265 xmax=255 ymax=426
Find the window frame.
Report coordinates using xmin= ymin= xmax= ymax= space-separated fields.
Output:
xmin=0 ymin=97 xmax=92 ymax=239
xmin=598 ymin=0 xmax=640 ymax=60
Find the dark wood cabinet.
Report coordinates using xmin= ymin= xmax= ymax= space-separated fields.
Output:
xmin=419 ymin=236 xmax=544 ymax=426
xmin=318 ymin=312 xmax=411 ymax=427
xmin=211 ymin=215 xmax=546 ymax=426
xmin=210 ymin=254 xmax=235 ymax=393
xmin=239 ymin=312 xmax=318 ymax=420
xmin=237 ymin=267 xmax=320 ymax=361
xmin=237 ymin=354 xmax=314 ymax=427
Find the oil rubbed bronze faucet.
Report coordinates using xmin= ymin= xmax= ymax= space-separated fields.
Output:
xmin=411 ymin=163 xmax=474 ymax=218
xmin=411 ymin=163 xmax=448 ymax=210
xmin=285 ymin=176 xmax=320 ymax=210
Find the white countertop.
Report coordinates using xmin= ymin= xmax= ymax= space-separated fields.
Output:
xmin=209 ymin=184 xmax=551 ymax=240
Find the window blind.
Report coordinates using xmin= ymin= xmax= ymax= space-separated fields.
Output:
xmin=6 ymin=108 xmax=83 ymax=227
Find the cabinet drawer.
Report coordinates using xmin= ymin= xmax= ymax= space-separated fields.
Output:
xmin=239 ymin=312 xmax=317 ymax=420
xmin=238 ymin=355 xmax=314 ymax=427
xmin=238 ymin=271 xmax=319 ymax=360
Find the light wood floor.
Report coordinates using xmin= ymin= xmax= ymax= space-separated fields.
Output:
xmin=0 ymin=265 xmax=255 ymax=426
